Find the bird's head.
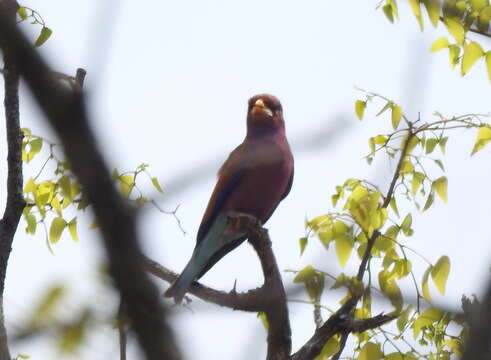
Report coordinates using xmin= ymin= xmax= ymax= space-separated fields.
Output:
xmin=246 ymin=94 xmax=284 ymax=135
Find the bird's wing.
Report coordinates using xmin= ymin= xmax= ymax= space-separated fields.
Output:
xmin=196 ymin=143 xmax=248 ymax=244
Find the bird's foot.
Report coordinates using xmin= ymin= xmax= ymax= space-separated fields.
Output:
xmin=226 ymin=212 xmax=263 ymax=234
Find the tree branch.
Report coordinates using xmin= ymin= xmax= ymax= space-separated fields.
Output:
xmin=0 ymin=2 xmax=24 ymax=359
xmin=148 ymin=212 xmax=292 ymax=360
xmin=297 ymin=128 xmax=414 ymax=360
xmin=0 ymin=13 xmax=181 ymax=360
xmin=144 ymin=256 xmax=275 ymax=311
xmin=243 ymin=216 xmax=291 ymax=360
xmin=462 ymin=282 xmax=491 ymax=360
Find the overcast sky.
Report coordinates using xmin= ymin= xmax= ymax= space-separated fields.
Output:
xmin=2 ymin=1 xmax=491 ymax=359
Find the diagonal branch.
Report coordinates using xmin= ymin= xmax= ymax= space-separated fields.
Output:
xmin=0 ymin=12 xmax=181 ymax=360
xmin=295 ymin=128 xmax=414 ymax=360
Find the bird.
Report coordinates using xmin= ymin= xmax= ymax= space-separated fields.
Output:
xmin=164 ymin=94 xmax=294 ymax=303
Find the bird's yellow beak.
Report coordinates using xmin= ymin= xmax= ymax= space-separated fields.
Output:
xmin=252 ymin=99 xmax=273 ymax=117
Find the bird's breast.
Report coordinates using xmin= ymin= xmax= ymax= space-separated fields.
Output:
xmin=223 ymin=139 xmax=293 ymax=223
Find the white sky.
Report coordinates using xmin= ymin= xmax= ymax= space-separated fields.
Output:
xmin=1 ymin=0 xmax=491 ymax=359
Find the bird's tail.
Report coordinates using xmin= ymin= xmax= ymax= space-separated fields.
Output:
xmin=164 ymin=214 xmax=246 ymax=303
xmin=164 ymin=247 xmax=204 ymax=303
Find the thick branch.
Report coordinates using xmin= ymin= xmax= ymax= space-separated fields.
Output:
xmin=0 ymin=15 xmax=181 ymax=360
xmin=246 ymin=223 xmax=291 ymax=360
xmin=0 ymin=2 xmax=24 ymax=359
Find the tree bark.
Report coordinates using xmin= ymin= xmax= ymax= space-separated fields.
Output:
xmin=0 ymin=1 xmax=25 ymax=359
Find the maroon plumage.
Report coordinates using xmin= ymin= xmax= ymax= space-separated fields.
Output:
xmin=165 ymin=94 xmax=294 ymax=302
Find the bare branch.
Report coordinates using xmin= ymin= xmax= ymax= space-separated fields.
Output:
xmin=144 ymin=256 xmax=268 ymax=312
xmin=0 ymin=2 xmax=25 ymax=359
xmin=0 ymin=13 xmax=181 ymax=360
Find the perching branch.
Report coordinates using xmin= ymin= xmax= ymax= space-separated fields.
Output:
xmin=148 ymin=212 xmax=292 ymax=360
xmin=242 ymin=215 xmax=291 ymax=360
xmin=0 ymin=13 xmax=181 ymax=360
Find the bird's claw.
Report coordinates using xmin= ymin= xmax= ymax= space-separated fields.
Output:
xmin=226 ymin=212 xmax=263 ymax=234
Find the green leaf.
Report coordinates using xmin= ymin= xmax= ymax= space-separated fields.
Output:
xmin=383 ymin=3 xmax=395 ymax=22
xmin=376 ymin=101 xmax=392 ymax=116
xmin=431 ymin=37 xmax=449 ymax=52
xmin=397 ymin=304 xmax=414 ymax=332
xmin=257 ymin=312 xmax=269 ymax=330
xmin=431 ymin=255 xmax=450 ymax=295
xmin=18 ymin=7 xmax=28 ymax=21
xmin=391 ymin=105 xmax=402 ymax=129
xmin=34 ymin=27 xmax=53 ymax=47
xmin=355 ymin=100 xmax=366 ymax=120
xmin=369 ymin=137 xmax=376 ymax=155
xmin=299 ymin=237 xmax=308 ymax=255
xmin=461 ymin=41 xmax=485 ymax=75
xmin=423 ymin=192 xmax=434 ymax=211
xmin=432 ymin=176 xmax=448 ymax=203
xmin=471 ymin=125 xmax=491 ymax=154
xmin=448 ymin=44 xmax=461 ymax=69
xmin=151 ymin=177 xmax=164 ymax=193
xmin=33 ymin=284 xmax=66 ymax=321
xmin=119 ymin=174 xmax=135 ymax=197
xmin=315 ymin=336 xmax=340 ymax=360
xmin=411 ymin=172 xmax=425 ymax=196
xmin=25 ymin=213 xmax=37 ymax=234
xmin=58 ymin=176 xmax=72 ymax=203
xmin=379 ymin=270 xmax=403 ymax=311
xmin=444 ymin=17 xmax=465 ymax=45
xmin=422 ymin=0 xmax=440 ymax=26
xmin=401 ymin=213 xmax=412 ymax=235
xmin=472 ymin=0 xmax=490 ymax=11
xmin=478 ymin=6 xmax=491 ymax=32
xmin=357 ymin=342 xmax=383 ymax=360
xmin=434 ymin=159 xmax=445 ymax=171
xmin=24 ymin=138 xmax=43 ymax=162
xmin=49 ymin=217 xmax=67 ymax=244
xmin=335 ymin=234 xmax=353 ymax=268
xmin=24 ymin=177 xmax=36 ymax=193
xmin=425 ymin=138 xmax=438 ymax=154
xmin=439 ymin=137 xmax=448 ymax=154
xmin=389 ymin=198 xmax=400 ymax=217
xmin=486 ymin=51 xmax=491 ymax=82
xmin=409 ymin=0 xmax=424 ymax=30
xmin=422 ymin=265 xmax=432 ymax=302
xmin=293 ymin=265 xmax=325 ymax=300
xmin=50 ymin=196 xmax=62 ymax=216
xmin=373 ymin=135 xmax=387 ymax=145
xmin=413 ymin=307 xmax=442 ymax=338
xmin=68 ymin=217 xmax=79 ymax=242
